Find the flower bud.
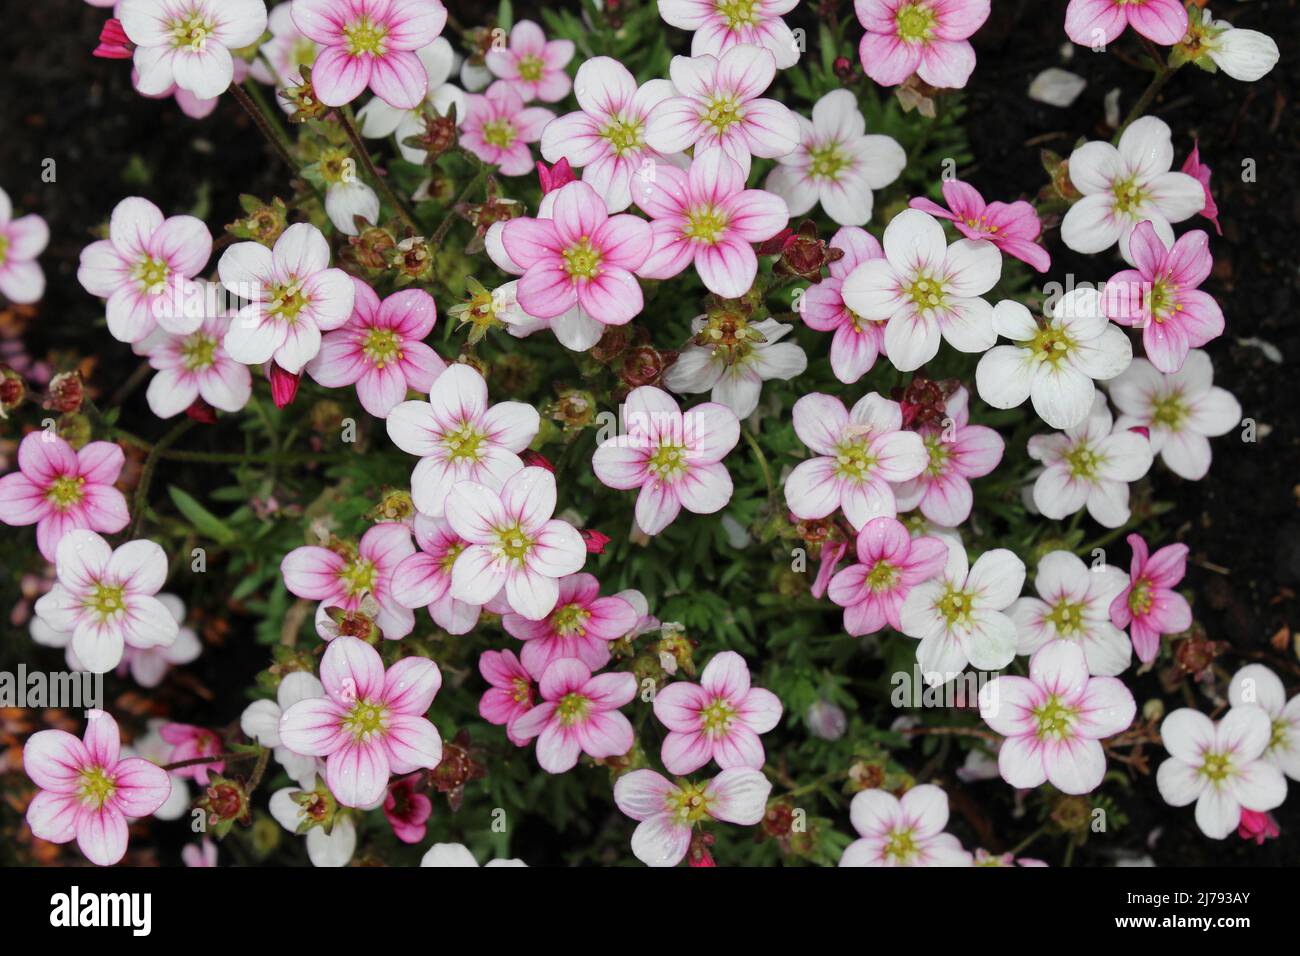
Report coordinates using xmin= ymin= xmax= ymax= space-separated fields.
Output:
xmin=93 ymin=19 xmax=133 ymax=60
xmin=282 ymin=67 xmax=330 ymax=123
xmin=0 ymin=366 xmax=25 ymax=416
xmin=268 ymin=362 xmax=301 ymax=409
xmin=44 ymin=371 xmax=83 ymax=414
xmin=228 ymin=194 xmax=288 ymax=245
xmin=805 ymin=700 xmax=847 ymax=741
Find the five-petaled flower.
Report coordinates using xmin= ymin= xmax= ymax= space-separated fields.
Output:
xmin=828 ymin=516 xmax=949 ymax=636
xmin=657 ymin=0 xmax=803 ymax=68
xmin=839 ymin=784 xmax=972 ymax=866
xmin=119 ymin=0 xmax=268 ymax=100
xmin=1108 ymin=532 xmax=1191 ymax=665
xmin=0 ymin=185 xmax=49 ymax=304
xmin=460 ymin=81 xmax=556 ymax=175
xmin=503 ymin=573 xmax=640 ymax=680
xmin=484 ymin=19 xmax=574 ymax=103
xmin=854 ymin=0 xmax=991 ymax=90
xmin=511 ymin=658 xmax=637 ymax=773
xmin=909 ymin=179 xmax=1050 ymax=273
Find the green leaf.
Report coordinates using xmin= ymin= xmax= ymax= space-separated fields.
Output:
xmin=167 ymin=485 xmax=237 ymax=545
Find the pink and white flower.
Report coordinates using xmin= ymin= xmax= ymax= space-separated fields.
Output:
xmin=158 ymin=723 xmax=224 ymax=784
xmin=1100 ymin=221 xmax=1223 ymax=374
xmin=0 ymin=186 xmax=49 ymax=304
xmin=1188 ymin=8 xmax=1280 ymax=83
xmin=119 ymin=0 xmax=267 ymax=100
xmin=143 ymin=309 xmax=252 ymax=418
xmin=33 ymin=530 xmax=178 ymax=674
xmin=765 ymin=89 xmax=906 ymax=227
xmin=484 ymin=19 xmax=574 ymax=103
xmin=356 ymin=37 xmax=466 ymax=163
xmin=1108 ymin=349 xmax=1241 ymax=481
xmin=218 ymin=222 xmax=356 ymax=374
xmin=386 ymin=362 xmax=539 ymax=517
xmin=658 ymin=0 xmax=802 ymax=68
xmin=899 ymin=541 xmax=1025 ymax=681
xmin=77 ymin=197 xmax=212 ymax=344
xmin=0 ymin=432 xmax=130 ymax=562
xmin=478 ymin=649 xmax=535 ymax=746
xmin=1108 ymin=532 xmax=1191 ymax=665
xmin=252 ymin=1 xmax=320 ymax=88
xmin=460 ymin=81 xmax=555 ymax=175
xmin=1064 ymin=0 xmax=1189 ymax=48
xmin=390 ymin=511 xmax=487 ymax=634
xmin=24 ymin=709 xmax=171 ymax=866
xmin=591 ymin=385 xmax=740 ymax=536
xmin=1156 ymin=706 xmax=1287 ymax=839
xmin=291 ymin=0 xmax=448 ymax=109
xmin=1060 ymin=117 xmax=1204 ymax=260
xmin=841 ymin=208 xmax=1001 ymax=372
xmin=634 ymin=150 xmax=789 ymax=298
xmin=267 ymin=782 xmax=358 ymax=866
xmin=663 ymin=316 xmax=807 ymax=419
xmin=307 ymin=278 xmax=445 ymax=419
xmin=420 ymin=842 xmax=526 ymax=866
xmin=444 ymin=466 xmax=587 ymax=621
xmin=829 ymin=516 xmax=950 ymax=636
xmin=909 ymin=179 xmax=1050 ymax=273
xmin=644 ymin=45 xmax=799 ymax=180
xmin=240 ymin=671 xmax=328 ymax=789
xmin=540 ymin=57 xmax=680 ymax=213
xmin=1027 ymin=394 xmax=1154 ymax=529
xmin=839 ymin=784 xmax=972 ymax=866
xmin=783 ymin=392 xmax=927 ymax=529
xmin=1180 ymin=142 xmax=1220 ymax=235
xmin=979 ymin=641 xmax=1135 ymax=794
xmin=502 ymin=180 xmax=652 ymax=327
xmin=614 ymin=766 xmax=772 ymax=866
xmin=654 ymin=651 xmax=783 ymax=774
xmin=1228 ymin=665 xmax=1300 ymax=782
xmin=893 ymin=386 xmax=1004 ymax=527
xmin=977 ymin=288 xmax=1133 ymax=430
xmin=280 ymin=522 xmax=417 ymax=640
xmin=118 ymin=594 xmax=202 ymax=687
xmin=503 ymin=573 xmax=640 ymax=680
xmin=1010 ymin=550 xmax=1132 ymax=677
xmin=854 ymin=0 xmax=990 ymax=89
xmin=510 ymin=658 xmax=636 ymax=773
xmin=278 ymin=635 xmax=443 ymax=807
xmin=797 ymin=226 xmax=887 ymax=384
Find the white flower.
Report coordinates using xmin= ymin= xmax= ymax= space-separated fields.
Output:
xmin=120 ymin=0 xmax=268 ymax=100
xmin=1156 ymin=707 xmax=1287 ymax=839
xmin=240 ymin=671 xmax=327 ymax=790
xmin=268 ymin=785 xmax=357 ymax=867
xmin=899 ymin=540 xmax=1025 ymax=683
xmin=842 ymin=209 xmax=1001 ymax=372
xmin=1060 ymin=116 xmax=1204 ymax=261
xmin=663 ymin=317 xmax=807 ymax=419
xmin=420 ymin=843 xmax=527 ymax=866
xmin=1108 ymin=349 xmax=1241 ymax=480
xmin=977 ymin=288 xmax=1132 ymax=430
xmin=1196 ymin=10 xmax=1280 ymax=82
xmin=324 ymin=179 xmax=380 ymax=237
xmin=1027 ymin=393 xmax=1153 ymax=528
xmin=1228 ymin=664 xmax=1300 ymax=781
xmin=1010 ymin=550 xmax=1132 ymax=677
xmin=357 ymin=38 xmax=467 ymax=164
xmin=764 ymin=89 xmax=906 ymax=227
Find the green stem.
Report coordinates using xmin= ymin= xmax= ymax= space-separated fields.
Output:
xmin=339 ymin=106 xmax=420 ymax=234
xmin=160 ymin=751 xmax=253 ymax=772
xmin=1113 ymin=63 xmax=1182 ymax=142
xmin=130 ymin=419 xmax=196 ymax=537
xmin=741 ymin=427 xmax=775 ymax=503
xmin=430 ymin=165 xmax=490 ymax=246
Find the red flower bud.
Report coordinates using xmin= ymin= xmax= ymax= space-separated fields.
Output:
xmin=268 ymin=363 xmax=301 ymax=409
xmin=537 ymin=158 xmax=576 ymax=194
xmin=185 ymin=398 xmax=218 ymax=424
xmin=580 ymin=528 xmax=611 ymax=554
xmin=94 ymin=19 xmax=133 ymax=60
xmin=520 ymin=449 xmax=555 ymax=472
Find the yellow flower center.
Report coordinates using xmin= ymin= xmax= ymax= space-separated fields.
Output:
xmin=936 ymin=583 xmax=974 ymax=628
xmin=134 ymin=255 xmax=171 ymax=295
xmin=441 ymin=421 xmax=487 ymax=463
xmin=46 ymin=475 xmax=86 ymax=510
xmin=602 ymin=115 xmax=644 ymax=155
xmin=517 ymin=54 xmax=545 ymax=82
xmin=362 ymin=328 xmax=403 ymax=368
xmin=833 ymin=437 xmax=877 ymax=481
xmin=808 ymin=142 xmax=850 ymax=181
xmin=684 ymin=204 xmax=729 ymax=245
xmin=700 ymin=697 xmax=738 ymax=736
xmin=703 ymin=94 xmax=744 ymax=135
xmin=496 ymin=523 xmax=534 ymax=564
xmin=344 ymin=698 xmax=388 ymax=740
xmin=563 ymin=238 xmax=604 ymax=280
xmin=339 ymin=557 xmax=377 ymax=598
xmin=866 ymin=559 xmax=900 ymax=592
xmin=648 ymin=442 xmax=688 ymax=479
xmin=1032 ymin=694 xmax=1078 ymax=740
xmin=86 ymin=582 xmax=127 ymax=622
xmin=268 ymin=278 xmax=310 ymax=324
xmin=1046 ymin=598 xmax=1087 ymax=636
xmin=344 ymin=16 xmax=388 ymax=56
xmin=552 ymin=602 xmax=590 ymax=637
xmin=79 ymin=766 xmax=118 ymax=809
xmin=667 ymin=781 xmax=714 ymax=825
xmin=1064 ymin=442 xmax=1104 ymax=480
xmin=905 ymin=272 xmax=947 ymax=312
xmin=170 ymin=11 xmax=215 ymax=51
xmin=182 ymin=333 xmax=218 ymax=371
xmin=1111 ymin=175 xmax=1148 ymax=215
xmin=1200 ymin=750 xmax=1233 ymax=783
xmin=883 ymin=827 xmax=919 ymax=863
xmin=896 ymin=3 xmax=937 ymax=43
xmin=1028 ymin=322 xmax=1077 ymax=368
xmin=482 ymin=119 xmax=516 ymax=149
xmin=556 ymin=691 xmax=590 ymax=726
xmin=715 ymin=0 xmax=759 ymax=28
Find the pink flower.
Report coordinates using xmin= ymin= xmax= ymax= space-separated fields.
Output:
xmin=24 ymin=709 xmax=171 ymax=866
xmin=280 ymin=522 xmax=417 ymax=640
xmin=94 ymin=17 xmax=133 ymax=60
xmin=1180 ymin=142 xmax=1221 ymax=236
xmin=502 ymin=181 xmax=652 ymax=326
xmin=33 ymin=530 xmax=178 ymax=674
xmin=77 ymin=197 xmax=213 ymax=344
xmin=892 ymin=386 xmax=1004 ymax=526
xmin=798 ymin=227 xmax=887 ymax=384
xmin=133 ymin=58 xmax=251 ymax=120
xmin=383 ymin=776 xmax=433 ymax=843
xmin=444 ymin=466 xmax=587 ymax=621
xmin=783 ymin=392 xmax=927 ymax=529
xmin=182 ymin=838 xmax=218 ymax=867
xmin=644 ymin=45 xmax=798 ymax=179
xmin=218 ymin=223 xmax=356 ymax=374
xmin=292 ymin=0 xmax=448 ymax=109
xmin=1109 ymin=533 xmax=1192 ymax=665
xmin=251 ymin=2 xmax=320 ymax=87
xmin=909 ymin=180 xmax=1050 ymax=273
xmin=386 ymin=363 xmax=539 ymax=517
xmin=307 ymin=278 xmax=446 ymax=419
xmin=855 ymin=0 xmax=990 ymax=89
xmin=460 ymin=82 xmax=556 ymax=175
xmin=613 ymin=766 xmax=771 ymax=867
xmin=828 ymin=516 xmax=949 ymax=636
xmin=1238 ymin=809 xmax=1280 ymax=845
xmin=0 ymin=186 xmax=49 ymax=304
xmin=979 ymin=641 xmax=1135 ymax=794
xmin=659 ymin=0 xmax=802 ymax=68
xmin=1101 ymin=220 xmax=1223 ymax=374
xmin=143 ymin=306 xmax=252 ymax=418
xmin=391 ymin=511 xmax=485 ymax=634
xmin=591 ymin=385 xmax=740 ymax=536
xmin=634 ymin=150 xmax=789 ymax=298
xmin=510 ymin=658 xmax=636 ymax=773
xmin=654 ymin=651 xmax=783 ymax=775
xmin=478 ymin=649 xmax=535 ymax=746
xmin=119 ymin=0 xmax=267 ymax=100
xmin=540 ymin=57 xmax=681 ymax=213
xmin=278 ymin=636 xmax=444 ymax=807
xmin=839 ymin=784 xmax=972 ymax=866
xmin=504 ymin=573 xmax=640 ymax=680
xmin=484 ymin=19 xmax=574 ymax=103
xmin=158 ymin=722 xmax=225 ymax=785
xmin=0 ymin=432 xmax=130 ymax=562
xmin=1065 ymin=0 xmax=1188 ymax=48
